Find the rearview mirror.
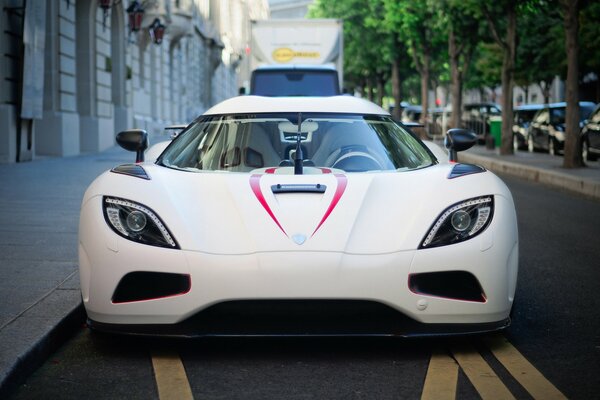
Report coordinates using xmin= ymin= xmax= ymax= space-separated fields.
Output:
xmin=116 ymin=129 xmax=148 ymax=163
xmin=444 ymin=128 xmax=477 ymax=162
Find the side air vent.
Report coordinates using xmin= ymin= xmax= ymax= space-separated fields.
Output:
xmin=448 ymin=163 xmax=485 ymax=179
xmin=111 ymin=164 xmax=150 ymax=180
xmin=409 ymin=271 xmax=486 ymax=302
xmin=112 ymin=272 xmax=190 ymax=303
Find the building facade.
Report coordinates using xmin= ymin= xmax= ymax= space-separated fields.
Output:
xmin=0 ymin=0 xmax=269 ymax=163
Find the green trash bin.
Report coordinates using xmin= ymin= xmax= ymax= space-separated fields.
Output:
xmin=489 ymin=116 xmax=502 ymax=148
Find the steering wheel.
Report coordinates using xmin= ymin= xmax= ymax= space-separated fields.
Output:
xmin=329 ymin=145 xmax=383 ymax=172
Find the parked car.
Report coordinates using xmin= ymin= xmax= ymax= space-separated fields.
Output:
xmin=79 ymin=95 xmax=518 ymax=337
xmin=428 ymin=106 xmax=453 ymax=139
xmin=512 ymin=104 xmax=544 ymax=151
xmin=527 ymin=102 xmax=596 ymax=155
xmin=462 ymin=102 xmax=502 ymax=143
xmin=581 ymin=103 xmax=600 ymax=162
xmin=400 ymin=104 xmax=422 ymax=124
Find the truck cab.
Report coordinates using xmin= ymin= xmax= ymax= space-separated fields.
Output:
xmin=249 ymin=65 xmax=341 ymax=97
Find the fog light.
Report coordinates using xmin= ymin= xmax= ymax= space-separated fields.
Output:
xmin=451 ymin=210 xmax=471 ymax=231
xmin=126 ymin=210 xmax=147 ymax=232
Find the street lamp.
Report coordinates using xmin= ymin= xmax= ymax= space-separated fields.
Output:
xmin=126 ymin=0 xmax=145 ymax=33
xmin=149 ymin=18 xmax=166 ymax=45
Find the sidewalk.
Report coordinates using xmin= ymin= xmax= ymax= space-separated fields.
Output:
xmin=0 ymin=143 xmax=598 ymax=396
xmin=0 ymin=147 xmax=130 ymax=397
xmin=459 ymin=145 xmax=600 ymax=200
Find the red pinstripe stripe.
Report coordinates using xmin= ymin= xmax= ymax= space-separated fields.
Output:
xmin=249 ymin=174 xmax=287 ymax=235
xmin=312 ymin=174 xmax=347 ymax=236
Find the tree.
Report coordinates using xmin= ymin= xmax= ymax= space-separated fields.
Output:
xmin=561 ymin=0 xmax=583 ymax=168
xmin=437 ymin=1 xmax=480 ymax=129
xmin=382 ymin=0 xmax=446 ymax=137
xmin=580 ymin=2 xmax=600 ymax=102
xmin=309 ymin=0 xmax=392 ymax=105
xmin=466 ymin=42 xmax=503 ymax=98
xmin=515 ymin=3 xmax=563 ymax=104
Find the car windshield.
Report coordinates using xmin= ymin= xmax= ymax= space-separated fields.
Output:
xmin=158 ymin=113 xmax=435 ymax=173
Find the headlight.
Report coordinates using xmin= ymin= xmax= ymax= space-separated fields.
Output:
xmin=420 ymin=196 xmax=494 ymax=249
xmin=103 ymin=197 xmax=179 ymax=248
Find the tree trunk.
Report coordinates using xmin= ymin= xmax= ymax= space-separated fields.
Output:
xmin=499 ymin=6 xmax=516 ymax=155
xmin=449 ymin=28 xmax=462 ymax=129
xmin=366 ymin=76 xmax=374 ymax=102
xmin=377 ymin=75 xmax=385 ymax=107
xmin=420 ymin=52 xmax=430 ymax=139
xmin=391 ymin=57 xmax=402 ymax=120
xmin=562 ymin=0 xmax=582 ymax=168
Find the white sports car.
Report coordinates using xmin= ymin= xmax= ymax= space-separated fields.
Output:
xmin=79 ymin=95 xmax=518 ymax=337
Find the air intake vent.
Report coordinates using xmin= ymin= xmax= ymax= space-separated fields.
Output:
xmin=112 ymin=272 xmax=190 ymax=303
xmin=448 ymin=163 xmax=485 ymax=179
xmin=409 ymin=271 xmax=486 ymax=302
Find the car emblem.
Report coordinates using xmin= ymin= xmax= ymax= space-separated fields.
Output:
xmin=292 ymin=234 xmax=307 ymax=245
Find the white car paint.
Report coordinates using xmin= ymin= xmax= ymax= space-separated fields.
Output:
xmin=79 ymin=95 xmax=518 ymax=335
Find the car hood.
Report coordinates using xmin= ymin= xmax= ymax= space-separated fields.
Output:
xmin=84 ymin=163 xmax=511 ymax=255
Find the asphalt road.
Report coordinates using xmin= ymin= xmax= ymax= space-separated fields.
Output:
xmin=7 ymin=174 xmax=600 ymax=400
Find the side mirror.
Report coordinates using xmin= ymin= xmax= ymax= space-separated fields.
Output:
xmin=444 ymin=128 xmax=477 ymax=162
xmin=116 ymin=129 xmax=148 ymax=163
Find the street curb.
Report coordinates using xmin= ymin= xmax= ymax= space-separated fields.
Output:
xmin=459 ymin=152 xmax=600 ymax=201
xmin=0 ymin=302 xmax=86 ymax=398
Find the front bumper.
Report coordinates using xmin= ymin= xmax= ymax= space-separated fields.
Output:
xmin=79 ymin=194 xmax=519 ymax=336
xmin=87 ymin=300 xmax=511 ymax=338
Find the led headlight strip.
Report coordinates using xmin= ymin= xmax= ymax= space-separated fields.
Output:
xmin=104 ymin=197 xmax=178 ymax=248
xmin=421 ymin=196 xmax=493 ymax=248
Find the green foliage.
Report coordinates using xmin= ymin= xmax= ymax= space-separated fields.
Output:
xmin=309 ymin=0 xmax=392 ymax=93
xmin=580 ymin=1 xmax=600 ymax=76
xmin=515 ymin=1 xmax=564 ymax=88
xmin=466 ymin=43 xmax=503 ymax=90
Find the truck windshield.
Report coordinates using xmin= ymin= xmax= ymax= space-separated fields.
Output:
xmin=251 ymin=70 xmax=340 ymax=96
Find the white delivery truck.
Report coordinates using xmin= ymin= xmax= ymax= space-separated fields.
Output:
xmin=248 ymin=19 xmax=344 ymax=96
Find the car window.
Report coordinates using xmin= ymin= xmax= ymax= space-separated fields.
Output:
xmin=550 ymin=107 xmax=566 ymax=124
xmin=158 ymin=113 xmax=435 ymax=173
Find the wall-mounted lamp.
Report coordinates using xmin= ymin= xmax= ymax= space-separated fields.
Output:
xmin=126 ymin=0 xmax=145 ymax=33
xmin=149 ymin=18 xmax=166 ymax=45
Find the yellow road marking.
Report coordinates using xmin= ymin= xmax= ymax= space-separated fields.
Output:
xmin=451 ymin=342 xmax=515 ymax=400
xmin=421 ymin=350 xmax=458 ymax=400
xmin=484 ymin=335 xmax=568 ymax=400
xmin=151 ymin=351 xmax=194 ymax=400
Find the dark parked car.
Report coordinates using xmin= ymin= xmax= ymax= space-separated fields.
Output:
xmin=512 ymin=104 xmax=544 ymax=151
xmin=527 ymin=102 xmax=596 ymax=155
xmin=462 ymin=102 xmax=501 ymax=143
xmin=581 ymin=104 xmax=600 ymax=162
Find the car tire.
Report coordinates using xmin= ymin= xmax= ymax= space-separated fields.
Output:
xmin=583 ymin=140 xmax=598 ymax=161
